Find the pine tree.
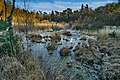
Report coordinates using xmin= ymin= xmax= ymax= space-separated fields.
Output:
xmin=81 ymin=4 xmax=84 ymax=11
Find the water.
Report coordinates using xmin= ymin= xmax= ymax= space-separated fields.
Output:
xmin=24 ymin=30 xmax=100 ymax=80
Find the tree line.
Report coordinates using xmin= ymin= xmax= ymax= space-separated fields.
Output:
xmin=0 ymin=1 xmax=120 ymax=30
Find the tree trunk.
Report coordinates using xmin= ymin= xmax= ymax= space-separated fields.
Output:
xmin=7 ymin=0 xmax=15 ymax=30
xmin=4 ymin=0 xmax=7 ymax=21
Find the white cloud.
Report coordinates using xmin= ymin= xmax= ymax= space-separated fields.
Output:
xmin=16 ymin=0 xmax=118 ymax=12
xmin=53 ymin=4 xmax=66 ymax=9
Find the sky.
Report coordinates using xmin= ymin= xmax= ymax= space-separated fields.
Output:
xmin=16 ymin=0 xmax=118 ymax=13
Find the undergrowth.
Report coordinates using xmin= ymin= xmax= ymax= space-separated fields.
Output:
xmin=0 ymin=20 xmax=21 ymax=57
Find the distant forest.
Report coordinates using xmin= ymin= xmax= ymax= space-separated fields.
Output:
xmin=0 ymin=0 xmax=120 ymax=29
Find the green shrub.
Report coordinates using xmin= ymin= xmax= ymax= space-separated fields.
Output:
xmin=51 ymin=26 xmax=62 ymax=31
xmin=0 ymin=31 xmax=21 ymax=57
xmin=0 ymin=20 xmax=7 ymax=31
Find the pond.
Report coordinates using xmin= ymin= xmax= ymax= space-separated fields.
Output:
xmin=23 ymin=30 xmax=100 ymax=80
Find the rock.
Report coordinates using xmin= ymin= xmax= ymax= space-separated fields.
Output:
xmin=60 ymin=47 xmax=70 ymax=56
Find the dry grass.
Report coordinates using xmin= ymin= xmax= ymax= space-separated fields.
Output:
xmin=0 ymin=51 xmax=45 ymax=80
xmin=60 ymin=47 xmax=70 ymax=56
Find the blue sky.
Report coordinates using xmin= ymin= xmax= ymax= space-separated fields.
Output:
xmin=16 ymin=0 xmax=118 ymax=13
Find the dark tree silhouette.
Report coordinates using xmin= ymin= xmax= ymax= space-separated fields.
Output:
xmin=85 ymin=4 xmax=89 ymax=10
xmin=4 ymin=0 xmax=7 ymax=21
xmin=7 ymin=0 xmax=16 ymax=30
xmin=81 ymin=4 xmax=84 ymax=11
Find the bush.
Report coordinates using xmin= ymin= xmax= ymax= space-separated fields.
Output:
xmin=0 ymin=20 xmax=7 ymax=31
xmin=51 ymin=26 xmax=62 ymax=31
xmin=0 ymin=31 xmax=21 ymax=57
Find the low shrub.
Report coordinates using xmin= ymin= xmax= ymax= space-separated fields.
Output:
xmin=0 ymin=20 xmax=7 ymax=31
xmin=0 ymin=31 xmax=21 ymax=57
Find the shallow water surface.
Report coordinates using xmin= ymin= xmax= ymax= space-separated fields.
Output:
xmin=25 ymin=30 xmax=99 ymax=80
